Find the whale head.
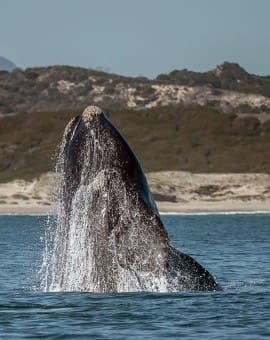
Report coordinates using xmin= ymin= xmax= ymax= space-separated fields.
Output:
xmin=61 ymin=105 xmax=159 ymax=217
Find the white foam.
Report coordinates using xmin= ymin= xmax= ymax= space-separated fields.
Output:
xmin=40 ymin=122 xmax=170 ymax=293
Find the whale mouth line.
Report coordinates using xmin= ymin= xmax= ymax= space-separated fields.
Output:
xmin=69 ymin=117 xmax=82 ymax=143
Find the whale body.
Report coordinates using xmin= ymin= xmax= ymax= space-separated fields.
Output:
xmin=44 ymin=105 xmax=219 ymax=292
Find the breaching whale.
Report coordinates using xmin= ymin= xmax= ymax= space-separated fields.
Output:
xmin=43 ymin=105 xmax=219 ymax=292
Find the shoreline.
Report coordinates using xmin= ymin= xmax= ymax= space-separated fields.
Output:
xmin=1 ymin=171 xmax=270 ymax=216
xmin=1 ymin=211 xmax=270 ymax=216
xmin=0 ymin=202 xmax=269 ymax=215
xmin=156 ymin=200 xmax=270 ymax=214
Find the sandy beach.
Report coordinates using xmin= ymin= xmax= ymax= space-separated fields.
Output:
xmin=0 ymin=171 xmax=269 ymax=214
xmin=148 ymin=171 xmax=270 ymax=213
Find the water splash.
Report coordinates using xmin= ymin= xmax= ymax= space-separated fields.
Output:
xmin=40 ymin=115 xmax=169 ymax=293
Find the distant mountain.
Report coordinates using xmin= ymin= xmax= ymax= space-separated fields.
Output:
xmin=1 ymin=62 xmax=270 ymax=114
xmin=0 ymin=56 xmax=17 ymax=71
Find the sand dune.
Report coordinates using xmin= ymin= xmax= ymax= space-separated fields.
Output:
xmin=0 ymin=171 xmax=269 ymax=214
xmin=148 ymin=171 xmax=270 ymax=212
xmin=0 ymin=173 xmax=57 ymax=214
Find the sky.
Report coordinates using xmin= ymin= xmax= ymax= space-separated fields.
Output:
xmin=1 ymin=0 xmax=270 ymax=78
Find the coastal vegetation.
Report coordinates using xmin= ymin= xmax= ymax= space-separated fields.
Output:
xmin=1 ymin=105 xmax=270 ymax=182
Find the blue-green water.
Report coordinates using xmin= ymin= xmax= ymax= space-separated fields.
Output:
xmin=0 ymin=214 xmax=269 ymax=339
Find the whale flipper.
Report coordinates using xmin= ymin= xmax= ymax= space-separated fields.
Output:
xmin=167 ymin=246 xmax=219 ymax=291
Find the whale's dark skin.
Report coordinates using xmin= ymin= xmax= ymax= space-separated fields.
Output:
xmin=60 ymin=106 xmax=220 ymax=292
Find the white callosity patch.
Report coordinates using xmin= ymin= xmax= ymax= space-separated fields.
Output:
xmin=40 ymin=110 xmax=169 ymax=292
xmin=81 ymin=105 xmax=103 ymax=124
xmin=81 ymin=106 xmax=106 ymax=132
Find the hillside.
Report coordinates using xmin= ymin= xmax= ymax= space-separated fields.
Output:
xmin=157 ymin=62 xmax=270 ymax=97
xmin=1 ymin=62 xmax=270 ymax=115
xmin=1 ymin=105 xmax=270 ymax=182
xmin=1 ymin=62 xmax=270 ymax=183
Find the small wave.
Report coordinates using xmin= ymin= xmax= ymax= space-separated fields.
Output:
xmin=160 ymin=211 xmax=270 ymax=216
xmin=0 ymin=213 xmax=51 ymax=216
xmin=221 ymin=279 xmax=267 ymax=291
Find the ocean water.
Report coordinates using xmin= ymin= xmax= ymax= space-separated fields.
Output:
xmin=0 ymin=214 xmax=269 ymax=339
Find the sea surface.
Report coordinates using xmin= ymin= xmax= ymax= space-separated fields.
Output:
xmin=0 ymin=213 xmax=269 ymax=339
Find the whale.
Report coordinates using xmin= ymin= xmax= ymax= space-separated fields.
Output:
xmin=46 ymin=105 xmax=219 ymax=292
